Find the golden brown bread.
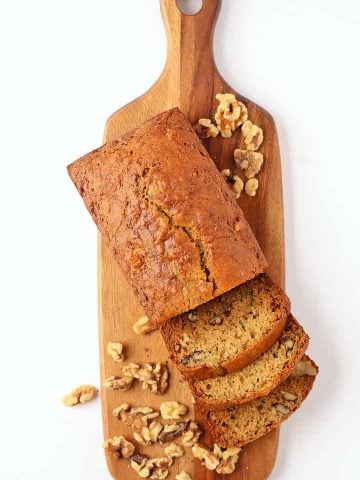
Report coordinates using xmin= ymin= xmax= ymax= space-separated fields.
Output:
xmin=67 ymin=108 xmax=267 ymax=326
xmin=161 ymin=274 xmax=290 ymax=380
xmin=190 ymin=314 xmax=309 ymax=408
xmin=197 ymin=356 xmax=318 ymax=447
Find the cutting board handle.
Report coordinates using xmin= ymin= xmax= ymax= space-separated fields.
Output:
xmin=160 ymin=0 xmax=221 ymax=117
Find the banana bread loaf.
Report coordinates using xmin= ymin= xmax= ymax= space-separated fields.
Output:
xmin=190 ymin=314 xmax=309 ymax=408
xmin=67 ymin=108 xmax=267 ymax=326
xmin=197 ymin=356 xmax=318 ymax=447
xmin=161 ymin=274 xmax=290 ymax=379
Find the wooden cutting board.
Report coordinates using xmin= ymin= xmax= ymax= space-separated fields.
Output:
xmin=99 ymin=1 xmax=284 ymax=479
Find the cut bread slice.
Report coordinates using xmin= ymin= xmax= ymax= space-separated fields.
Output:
xmin=190 ymin=314 xmax=309 ymax=409
xmin=161 ymin=274 xmax=290 ymax=380
xmin=197 ymin=356 xmax=318 ymax=448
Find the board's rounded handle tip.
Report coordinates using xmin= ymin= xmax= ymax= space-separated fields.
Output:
xmin=160 ymin=0 xmax=221 ymax=24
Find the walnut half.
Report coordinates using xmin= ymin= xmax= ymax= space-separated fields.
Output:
xmin=135 ymin=363 xmax=169 ymax=395
xmin=234 ymin=149 xmax=264 ymax=179
xmin=103 ymin=435 xmax=135 ymax=459
xmin=62 ymin=385 xmax=98 ymax=406
xmin=242 ymin=120 xmax=264 ymax=151
xmin=215 ymin=93 xmax=248 ymax=138
xmin=160 ymin=401 xmax=188 ymax=420
xmin=107 ymin=342 xmax=125 ymax=363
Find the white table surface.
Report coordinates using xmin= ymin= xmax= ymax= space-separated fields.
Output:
xmin=1 ymin=0 xmax=359 ymax=478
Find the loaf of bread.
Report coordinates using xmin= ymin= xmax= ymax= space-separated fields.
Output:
xmin=197 ymin=356 xmax=318 ymax=447
xmin=68 ymin=108 xmax=267 ymax=326
xmin=190 ymin=314 xmax=309 ymax=409
xmin=161 ymin=274 xmax=290 ymax=379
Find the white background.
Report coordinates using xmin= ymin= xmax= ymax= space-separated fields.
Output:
xmin=0 ymin=0 xmax=359 ymax=478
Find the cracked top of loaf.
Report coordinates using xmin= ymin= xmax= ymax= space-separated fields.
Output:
xmin=67 ymin=108 xmax=267 ymax=326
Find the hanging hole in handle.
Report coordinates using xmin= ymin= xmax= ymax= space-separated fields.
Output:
xmin=176 ymin=0 xmax=203 ymax=16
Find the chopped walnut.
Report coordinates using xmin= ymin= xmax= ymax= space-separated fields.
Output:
xmin=62 ymin=385 xmax=98 ymax=406
xmin=215 ymin=93 xmax=248 ymax=138
xmin=194 ymin=119 xmax=219 ymax=139
xmin=234 ymin=149 xmax=264 ymax=178
xmin=158 ymin=420 xmax=202 ymax=446
xmin=164 ymin=442 xmax=184 ymax=458
xmin=133 ymin=316 xmax=152 ymax=335
xmin=160 ymin=401 xmax=188 ymax=420
xmin=136 ymin=363 xmax=169 ymax=395
xmin=176 ymin=472 xmax=192 ymax=480
xmin=192 ymin=443 xmax=219 ymax=470
xmin=245 ymin=178 xmax=259 ymax=197
xmin=221 ymin=169 xmax=244 ymax=199
xmin=187 ymin=312 xmax=198 ymax=322
xmin=159 ymin=422 xmax=189 ymax=444
xmin=192 ymin=443 xmax=241 ymax=474
xmin=281 ymin=391 xmax=298 ymax=401
xmin=107 ymin=342 xmax=125 ymax=363
xmin=103 ymin=435 xmax=135 ymax=459
xmin=276 ymin=403 xmax=290 ymax=415
xmin=214 ymin=445 xmax=241 ymax=474
xmin=130 ymin=454 xmax=172 ymax=480
xmin=103 ymin=374 xmax=133 ymax=391
xmin=114 ymin=404 xmax=160 ymax=428
xmin=181 ymin=421 xmax=203 ymax=447
xmin=291 ymin=359 xmax=317 ymax=377
xmin=241 ymin=120 xmax=264 ymax=151
xmin=134 ymin=420 xmax=164 ymax=445
xmin=103 ymin=363 xmax=141 ymax=390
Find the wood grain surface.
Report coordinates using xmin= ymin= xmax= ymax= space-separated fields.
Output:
xmin=99 ymin=1 xmax=284 ymax=478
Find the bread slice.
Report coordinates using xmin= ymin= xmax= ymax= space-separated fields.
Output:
xmin=190 ymin=314 xmax=309 ymax=409
xmin=197 ymin=356 xmax=318 ymax=447
xmin=161 ymin=274 xmax=290 ymax=380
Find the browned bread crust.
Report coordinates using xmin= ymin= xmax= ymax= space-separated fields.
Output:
xmin=190 ymin=314 xmax=309 ymax=409
xmin=197 ymin=356 xmax=318 ymax=448
xmin=161 ymin=274 xmax=290 ymax=380
xmin=67 ymin=108 xmax=267 ymax=326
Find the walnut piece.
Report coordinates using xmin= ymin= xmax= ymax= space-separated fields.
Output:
xmin=103 ymin=371 xmax=135 ymax=391
xmin=276 ymin=403 xmax=290 ymax=415
xmin=62 ymin=385 xmax=98 ymax=406
xmin=245 ymin=178 xmax=259 ymax=197
xmin=114 ymin=404 xmax=160 ymax=428
xmin=221 ymin=169 xmax=244 ymax=199
xmin=107 ymin=342 xmax=125 ymax=363
xmin=136 ymin=363 xmax=169 ymax=395
xmin=134 ymin=420 xmax=164 ymax=445
xmin=181 ymin=421 xmax=203 ymax=447
xmin=176 ymin=472 xmax=192 ymax=480
xmin=215 ymin=93 xmax=248 ymax=138
xmin=130 ymin=454 xmax=173 ymax=480
xmin=192 ymin=443 xmax=241 ymax=474
xmin=103 ymin=363 xmax=140 ymax=391
xmin=194 ymin=118 xmax=219 ymax=139
xmin=192 ymin=444 xmax=219 ymax=470
xmin=133 ymin=316 xmax=152 ymax=335
xmin=291 ymin=359 xmax=317 ymax=377
xmin=158 ymin=420 xmax=202 ymax=446
xmin=281 ymin=391 xmax=298 ymax=401
xmin=214 ymin=445 xmax=241 ymax=474
xmin=160 ymin=401 xmax=188 ymax=420
xmin=234 ymin=149 xmax=264 ymax=178
xmin=103 ymin=435 xmax=135 ymax=459
xmin=241 ymin=120 xmax=264 ymax=151
xmin=164 ymin=442 xmax=184 ymax=458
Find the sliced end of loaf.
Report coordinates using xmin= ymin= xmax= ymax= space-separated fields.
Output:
xmin=161 ymin=274 xmax=290 ymax=380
